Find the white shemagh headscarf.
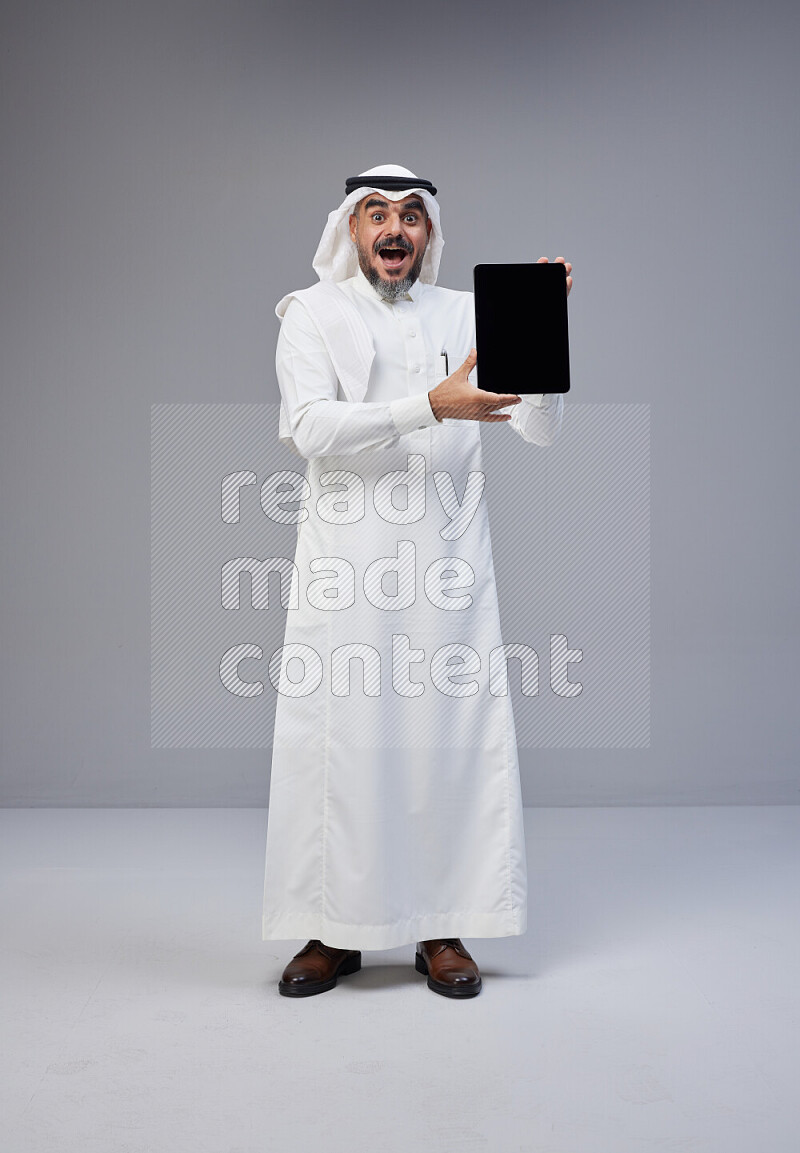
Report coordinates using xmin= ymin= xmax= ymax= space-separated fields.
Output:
xmin=311 ymin=163 xmax=444 ymax=285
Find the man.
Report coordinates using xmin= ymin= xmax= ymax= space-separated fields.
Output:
xmin=262 ymin=164 xmax=571 ymax=998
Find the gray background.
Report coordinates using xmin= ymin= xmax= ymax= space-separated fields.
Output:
xmin=1 ymin=0 xmax=797 ymax=805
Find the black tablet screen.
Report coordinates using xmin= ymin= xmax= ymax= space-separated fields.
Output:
xmin=473 ymin=263 xmax=571 ymax=395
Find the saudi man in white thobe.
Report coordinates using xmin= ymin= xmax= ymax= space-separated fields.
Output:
xmin=263 ymin=164 xmax=571 ymax=998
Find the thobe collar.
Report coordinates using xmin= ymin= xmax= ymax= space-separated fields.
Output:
xmin=352 ymin=264 xmax=424 ymax=305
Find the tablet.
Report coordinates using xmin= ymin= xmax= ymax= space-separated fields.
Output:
xmin=473 ymin=262 xmax=571 ymax=395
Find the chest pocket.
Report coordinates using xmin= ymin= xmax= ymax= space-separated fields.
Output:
xmin=428 ymin=352 xmax=454 ymax=426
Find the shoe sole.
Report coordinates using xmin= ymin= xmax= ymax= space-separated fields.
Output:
xmin=278 ymin=950 xmax=362 ymax=997
xmin=415 ymin=951 xmax=482 ymax=998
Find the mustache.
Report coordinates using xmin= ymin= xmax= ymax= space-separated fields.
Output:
xmin=373 ymin=235 xmax=414 ymax=256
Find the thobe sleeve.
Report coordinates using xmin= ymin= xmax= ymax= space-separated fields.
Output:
xmin=503 ymin=391 xmax=564 ymax=447
xmin=276 ymin=299 xmax=440 ymax=460
xmin=490 ymin=392 xmax=565 ymax=446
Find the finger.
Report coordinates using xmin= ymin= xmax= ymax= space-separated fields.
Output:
xmin=566 ymin=263 xmax=572 ymax=274
xmin=555 ymin=256 xmax=565 ymax=264
xmin=566 ymin=276 xmax=572 ymax=296
xmin=480 ymin=413 xmax=513 ymax=422
xmin=536 ymin=256 xmax=548 ymax=264
xmin=458 ymin=348 xmax=478 ymax=372
xmin=475 ymin=388 xmax=521 ymax=404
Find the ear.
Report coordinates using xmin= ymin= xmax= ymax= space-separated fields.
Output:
xmin=348 ymin=212 xmax=358 ymax=243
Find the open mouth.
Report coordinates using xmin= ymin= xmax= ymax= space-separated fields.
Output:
xmin=378 ymin=247 xmax=411 ymax=270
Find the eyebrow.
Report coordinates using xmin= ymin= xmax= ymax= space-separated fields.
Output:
xmin=362 ymin=197 xmax=425 ymax=215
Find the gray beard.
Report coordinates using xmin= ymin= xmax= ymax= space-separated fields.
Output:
xmin=357 ymin=245 xmax=426 ymax=301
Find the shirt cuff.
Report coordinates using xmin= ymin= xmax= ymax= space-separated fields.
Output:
xmin=390 ymin=391 xmax=441 ymax=435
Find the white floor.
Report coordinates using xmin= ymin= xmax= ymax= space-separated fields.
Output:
xmin=1 ymin=806 xmax=799 ymax=1153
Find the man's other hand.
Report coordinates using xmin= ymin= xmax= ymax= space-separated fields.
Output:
xmin=427 ymin=350 xmax=522 ymax=423
xmin=537 ymin=255 xmax=573 ymax=296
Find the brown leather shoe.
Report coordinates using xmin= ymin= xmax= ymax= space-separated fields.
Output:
xmin=415 ymin=938 xmax=482 ymax=998
xmin=278 ymin=939 xmax=362 ymax=997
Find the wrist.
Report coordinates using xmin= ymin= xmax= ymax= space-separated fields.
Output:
xmin=427 ymin=390 xmax=442 ymax=422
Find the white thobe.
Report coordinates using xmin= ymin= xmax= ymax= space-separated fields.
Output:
xmin=262 ymin=266 xmax=564 ymax=950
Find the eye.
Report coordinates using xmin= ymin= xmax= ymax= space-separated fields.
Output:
xmin=404 ymin=215 xmax=418 ymax=223
xmin=371 ymin=213 xmax=385 ymax=222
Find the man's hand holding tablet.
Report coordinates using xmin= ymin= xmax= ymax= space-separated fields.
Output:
xmin=427 ymin=348 xmax=522 ymax=422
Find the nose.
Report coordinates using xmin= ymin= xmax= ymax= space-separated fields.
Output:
xmin=384 ymin=210 xmax=408 ymax=238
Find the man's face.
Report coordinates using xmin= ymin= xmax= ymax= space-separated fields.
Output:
xmin=348 ymin=193 xmax=433 ymax=300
